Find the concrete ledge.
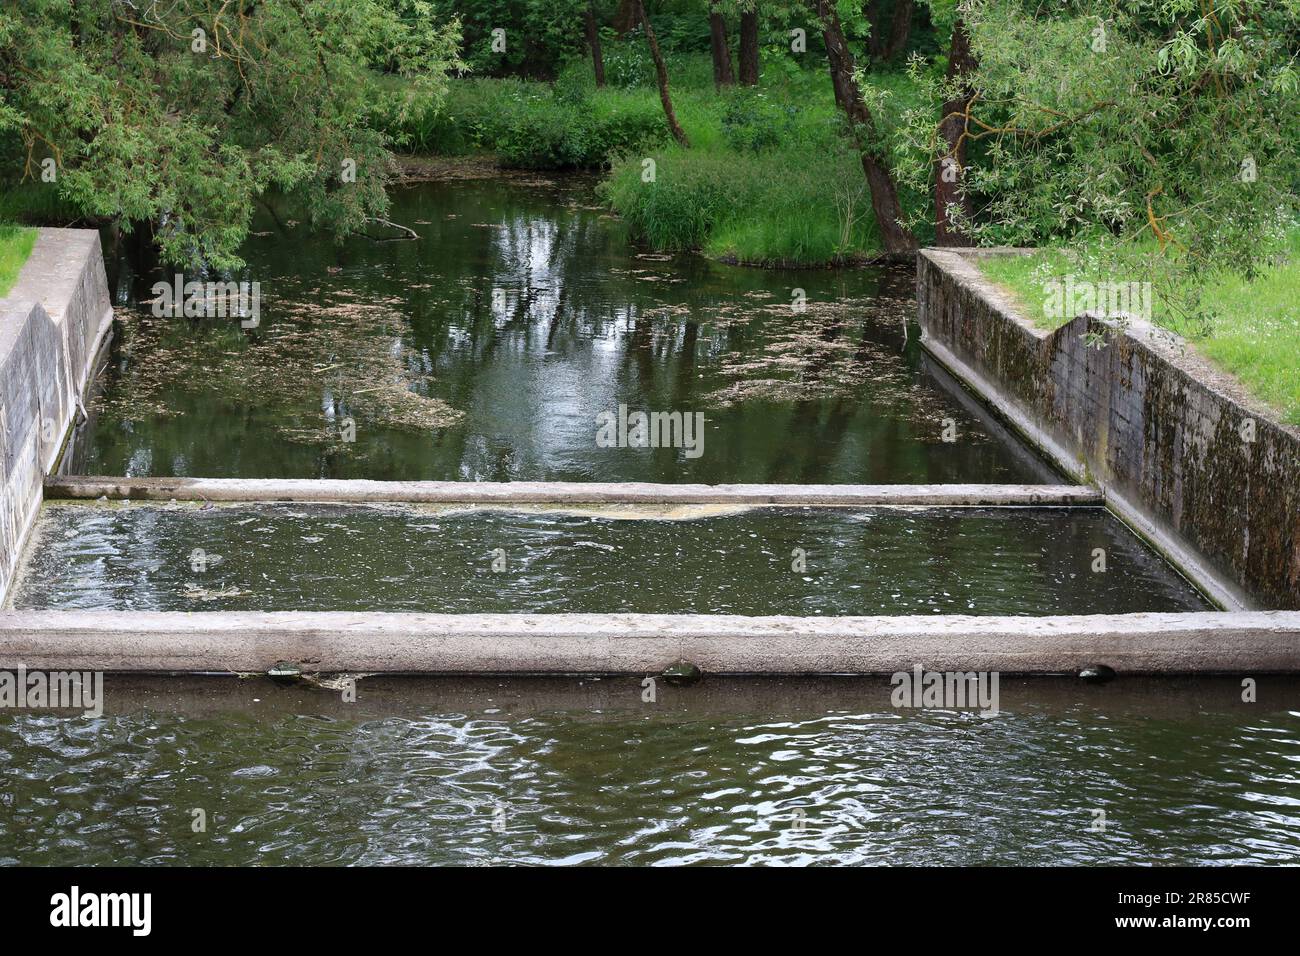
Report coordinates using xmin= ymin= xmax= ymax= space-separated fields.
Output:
xmin=5 ymin=228 xmax=114 ymax=421
xmin=0 ymin=229 xmax=113 ymax=605
xmin=45 ymin=476 xmax=1104 ymax=507
xmin=1 ymin=610 xmax=1297 ymax=675
xmin=917 ymin=248 xmax=1300 ymax=611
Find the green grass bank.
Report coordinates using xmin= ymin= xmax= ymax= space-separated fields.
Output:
xmin=0 ymin=225 xmax=37 ymax=297
xmin=978 ymin=230 xmax=1300 ymax=424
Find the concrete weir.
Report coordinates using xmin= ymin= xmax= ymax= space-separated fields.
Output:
xmin=1 ymin=611 xmax=1299 ymax=675
xmin=917 ymin=248 xmax=1300 ymax=612
xmin=45 ymin=476 xmax=1104 ymax=507
xmin=0 ymin=229 xmax=113 ymax=603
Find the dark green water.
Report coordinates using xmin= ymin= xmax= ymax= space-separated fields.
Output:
xmin=14 ymin=174 xmax=1284 ymax=868
xmin=1 ymin=676 xmax=1297 ymax=865
xmin=79 ymin=176 xmax=1053 ymax=483
xmin=13 ymin=503 xmax=1209 ymax=614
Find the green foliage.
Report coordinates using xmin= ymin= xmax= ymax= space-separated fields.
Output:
xmin=380 ymin=78 xmax=667 ymax=167
xmin=0 ymin=0 xmax=462 ymax=268
xmin=720 ymin=89 xmax=798 ymax=151
xmin=0 ymin=223 xmax=36 ymax=296
xmin=431 ymin=0 xmax=587 ymax=78
xmin=897 ymin=0 xmax=1300 ymax=280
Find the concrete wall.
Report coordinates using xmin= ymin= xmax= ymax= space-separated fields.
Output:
xmin=45 ymin=476 xmax=1103 ymax=507
xmin=0 ymin=229 xmax=113 ymax=602
xmin=1 ymin=610 xmax=1298 ymax=674
xmin=918 ymin=249 xmax=1300 ymax=610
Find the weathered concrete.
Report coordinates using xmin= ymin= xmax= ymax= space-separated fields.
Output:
xmin=918 ymin=249 xmax=1300 ymax=611
xmin=1 ymin=610 xmax=1297 ymax=675
xmin=45 ymin=476 xmax=1103 ymax=507
xmin=0 ymin=230 xmax=114 ymax=603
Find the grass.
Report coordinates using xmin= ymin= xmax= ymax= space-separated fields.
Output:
xmin=382 ymin=46 xmax=929 ymax=266
xmin=0 ymin=224 xmax=37 ymax=297
xmin=978 ymin=229 xmax=1300 ymax=424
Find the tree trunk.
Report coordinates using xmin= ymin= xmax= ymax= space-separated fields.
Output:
xmin=935 ymin=19 xmax=976 ymax=246
xmin=584 ymin=4 xmax=606 ymax=87
xmin=882 ymin=0 xmax=914 ymax=60
xmin=810 ymin=0 xmax=916 ymax=252
xmin=709 ymin=9 xmax=735 ymax=87
xmin=865 ymin=0 xmax=886 ymax=59
xmin=739 ymin=8 xmax=759 ymax=85
xmin=613 ymin=0 xmax=638 ymax=34
xmin=636 ymin=0 xmax=690 ymax=147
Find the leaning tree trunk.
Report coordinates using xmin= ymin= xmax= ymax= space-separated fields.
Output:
xmin=935 ymin=19 xmax=976 ymax=246
xmin=739 ymin=8 xmax=759 ymax=85
xmin=809 ymin=0 xmax=916 ymax=253
xmin=584 ymin=3 xmax=606 ymax=87
xmin=709 ymin=8 xmax=735 ymax=87
xmin=636 ymin=0 xmax=690 ymax=146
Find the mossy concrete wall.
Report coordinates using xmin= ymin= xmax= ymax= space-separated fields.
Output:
xmin=918 ymin=249 xmax=1300 ymax=610
xmin=0 ymin=229 xmax=113 ymax=602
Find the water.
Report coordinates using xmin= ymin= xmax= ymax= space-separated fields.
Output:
xmin=78 ymin=177 xmax=1054 ymax=483
xmin=1 ymin=676 xmax=1297 ymax=865
xmin=13 ymin=502 xmax=1210 ymax=614
xmin=11 ymin=174 xmax=1280 ymax=868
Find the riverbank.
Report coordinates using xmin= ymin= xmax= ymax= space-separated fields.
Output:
xmin=380 ymin=54 xmax=925 ymax=267
xmin=976 ymin=230 xmax=1300 ymax=425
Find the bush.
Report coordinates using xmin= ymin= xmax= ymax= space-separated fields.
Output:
xmin=720 ymin=90 xmax=797 ymax=153
xmin=380 ymin=78 xmax=667 ymax=169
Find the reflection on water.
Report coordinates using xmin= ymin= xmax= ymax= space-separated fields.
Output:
xmin=1 ymin=676 xmax=1297 ymax=866
xmin=78 ymin=178 xmax=1054 ymax=483
xmin=13 ymin=504 xmax=1210 ymax=614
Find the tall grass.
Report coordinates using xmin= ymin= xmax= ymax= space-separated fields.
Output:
xmin=0 ymin=224 xmax=37 ymax=297
xmin=601 ymin=149 xmax=880 ymax=266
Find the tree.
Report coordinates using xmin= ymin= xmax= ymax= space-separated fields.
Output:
xmin=0 ymin=0 xmax=462 ymax=269
xmin=709 ymin=4 xmax=736 ymax=87
xmin=738 ymin=4 xmax=760 ymax=85
xmin=585 ymin=1 xmax=607 ymax=87
xmin=960 ymin=0 xmax=1296 ymax=276
xmin=635 ymin=0 xmax=690 ymax=146
xmin=934 ymin=18 xmax=975 ymax=245
xmin=807 ymin=0 xmax=916 ymax=252
xmin=866 ymin=0 xmax=914 ymax=61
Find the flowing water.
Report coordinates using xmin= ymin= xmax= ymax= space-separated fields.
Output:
xmin=1 ymin=676 xmax=1297 ymax=866
xmin=5 ymin=175 xmax=1291 ymax=867
xmin=14 ymin=502 xmax=1209 ymax=614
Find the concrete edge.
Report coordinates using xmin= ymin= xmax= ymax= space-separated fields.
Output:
xmin=43 ymin=477 xmax=1105 ymax=507
xmin=919 ymin=333 xmax=1248 ymax=611
xmin=0 ymin=610 xmax=1297 ymax=675
xmin=922 ymin=248 xmax=1300 ymax=436
xmin=0 ymin=228 xmax=114 ymax=607
xmin=916 ymin=249 xmax=1261 ymax=612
